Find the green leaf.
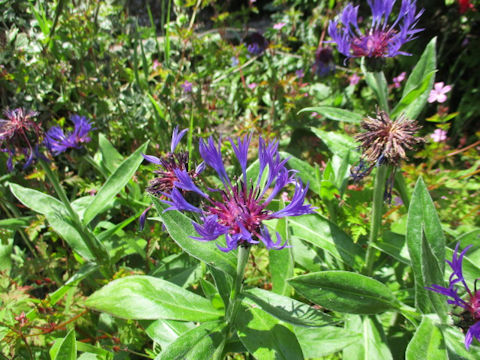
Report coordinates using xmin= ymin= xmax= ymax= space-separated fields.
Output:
xmin=406 ymin=177 xmax=447 ymax=319
xmin=310 ymin=128 xmax=359 ymax=162
xmin=85 ymin=275 xmax=223 ymax=321
xmin=9 ymin=183 xmax=65 ymax=215
xmin=397 ymin=37 xmax=437 ymax=120
xmin=343 ymin=315 xmax=393 ymax=360
xmin=0 ymin=239 xmax=13 ymax=272
xmin=266 ymin=199 xmax=294 ymax=296
xmin=406 ymin=317 xmax=447 ymax=360
xmin=244 ymin=288 xmax=333 ymax=327
xmin=294 ymin=325 xmax=361 ymax=358
xmin=49 ymin=263 xmax=99 ymax=305
xmin=98 ymin=133 xmax=123 ymax=174
xmin=76 ymin=342 xmax=112 ymax=358
xmin=391 ymin=71 xmax=436 ymax=119
xmin=83 ymin=141 xmax=148 ymax=225
xmin=143 ymin=319 xmax=194 ymax=349
xmin=444 ymin=327 xmax=480 ymax=359
xmin=9 ymin=183 xmax=94 ymax=259
xmin=288 ymin=213 xmax=363 ymax=268
xmin=361 ymin=63 xmax=389 ymax=113
xmin=155 ymin=321 xmax=226 ymax=360
xmin=298 ymin=106 xmax=363 ymax=123
xmin=279 ymin=151 xmax=321 ymax=195
xmin=151 ymin=198 xmax=237 ymax=278
xmin=50 ymin=330 xmax=77 ymax=360
xmin=236 ymin=306 xmax=304 ymax=360
xmin=373 ymin=231 xmax=410 ymax=265
xmin=288 ymin=271 xmax=400 ymax=314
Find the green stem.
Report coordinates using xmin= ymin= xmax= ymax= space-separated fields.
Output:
xmin=373 ymin=71 xmax=389 ymax=114
xmin=39 ymin=160 xmax=112 ymax=277
xmin=364 ymin=164 xmax=388 ymax=276
xmin=226 ymin=245 xmax=250 ymax=327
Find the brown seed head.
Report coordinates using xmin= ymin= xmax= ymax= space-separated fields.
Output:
xmin=355 ymin=110 xmax=423 ymax=166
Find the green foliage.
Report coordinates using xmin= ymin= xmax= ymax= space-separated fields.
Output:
xmin=1 ymin=1 xmax=480 ymax=359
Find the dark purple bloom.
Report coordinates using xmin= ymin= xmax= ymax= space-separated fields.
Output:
xmin=426 ymin=243 xmax=480 ymax=350
xmin=328 ymin=0 xmax=423 ymax=59
xmin=143 ymin=126 xmax=203 ymax=197
xmin=245 ymin=32 xmax=269 ymax=56
xmin=312 ymin=47 xmax=335 ymax=77
xmin=0 ymin=108 xmax=41 ymax=171
xmin=44 ymin=115 xmax=94 ymax=155
xmin=162 ymin=135 xmax=315 ymax=252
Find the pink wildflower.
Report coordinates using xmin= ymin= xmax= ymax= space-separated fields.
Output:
xmin=428 ymin=82 xmax=452 ymax=103
xmin=349 ymin=73 xmax=360 ymax=86
xmin=393 ymin=72 xmax=406 ymax=88
xmin=273 ymin=22 xmax=286 ymax=30
xmin=430 ymin=129 xmax=448 ymax=142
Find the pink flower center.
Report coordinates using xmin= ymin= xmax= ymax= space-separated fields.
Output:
xmin=351 ymin=30 xmax=393 ymax=58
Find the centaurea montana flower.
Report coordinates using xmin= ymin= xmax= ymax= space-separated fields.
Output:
xmin=426 ymin=243 xmax=480 ymax=350
xmin=351 ymin=109 xmax=423 ymax=202
xmin=143 ymin=126 xmax=205 ymax=198
xmin=0 ymin=108 xmax=41 ymax=171
xmin=161 ymin=135 xmax=315 ymax=252
xmin=44 ymin=115 xmax=94 ymax=155
xmin=140 ymin=126 xmax=205 ymax=231
xmin=328 ymin=0 xmax=423 ymax=62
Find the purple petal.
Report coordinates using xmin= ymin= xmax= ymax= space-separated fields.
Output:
xmin=171 ymin=126 xmax=188 ymax=153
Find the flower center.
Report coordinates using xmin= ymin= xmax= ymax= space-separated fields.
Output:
xmin=471 ymin=290 xmax=480 ymax=319
xmin=206 ymin=182 xmax=271 ymax=239
xmin=351 ymin=30 xmax=393 ymax=58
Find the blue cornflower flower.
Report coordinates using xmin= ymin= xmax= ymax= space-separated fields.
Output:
xmin=140 ymin=126 xmax=204 ymax=231
xmin=143 ymin=126 xmax=204 ymax=197
xmin=44 ymin=115 xmax=94 ymax=155
xmin=0 ymin=108 xmax=41 ymax=171
xmin=161 ymin=135 xmax=315 ymax=252
xmin=328 ymin=0 xmax=423 ymax=60
xmin=426 ymin=243 xmax=480 ymax=350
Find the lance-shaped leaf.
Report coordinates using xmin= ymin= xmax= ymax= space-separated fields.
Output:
xmin=151 ymin=198 xmax=237 ymax=278
xmin=288 ymin=213 xmax=363 ymax=269
xmin=244 ymin=288 xmax=333 ymax=327
xmin=155 ymin=321 xmax=226 ymax=360
xmin=298 ymin=106 xmax=363 ymax=123
xmin=406 ymin=317 xmax=447 ymax=360
xmin=288 ymin=271 xmax=400 ymax=314
xmin=83 ymin=141 xmax=148 ymax=225
xmin=406 ymin=177 xmax=447 ymax=319
xmin=85 ymin=275 xmax=223 ymax=321
xmin=236 ymin=305 xmax=304 ymax=360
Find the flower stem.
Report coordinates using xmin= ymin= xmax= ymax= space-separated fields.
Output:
xmin=364 ymin=164 xmax=388 ymax=276
xmin=373 ymin=71 xmax=389 ymax=114
xmin=226 ymin=245 xmax=250 ymax=327
xmin=39 ymin=159 xmax=112 ymax=277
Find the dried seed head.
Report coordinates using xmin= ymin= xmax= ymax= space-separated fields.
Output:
xmin=355 ymin=110 xmax=423 ymax=166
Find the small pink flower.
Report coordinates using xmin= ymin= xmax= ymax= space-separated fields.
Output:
xmin=430 ymin=129 xmax=448 ymax=142
xmin=181 ymin=81 xmax=193 ymax=93
xmin=296 ymin=69 xmax=304 ymax=79
xmin=273 ymin=22 xmax=286 ymax=30
xmin=349 ymin=73 xmax=360 ymax=86
xmin=428 ymin=82 xmax=452 ymax=103
xmin=152 ymin=59 xmax=161 ymax=71
xmin=392 ymin=72 xmax=406 ymax=88
xmin=248 ymin=82 xmax=257 ymax=90
xmin=280 ymin=192 xmax=290 ymax=202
